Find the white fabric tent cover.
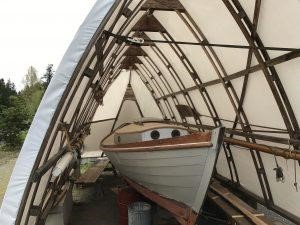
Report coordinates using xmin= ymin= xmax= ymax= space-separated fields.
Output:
xmin=1 ymin=0 xmax=300 ymax=224
xmin=0 ymin=1 xmax=115 ymax=224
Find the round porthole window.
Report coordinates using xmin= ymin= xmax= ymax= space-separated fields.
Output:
xmin=150 ymin=130 xmax=160 ymax=140
xmin=171 ymin=129 xmax=181 ymax=137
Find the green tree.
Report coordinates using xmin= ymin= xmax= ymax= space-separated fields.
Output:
xmin=21 ymin=84 xmax=44 ymax=120
xmin=23 ymin=66 xmax=38 ymax=88
xmin=0 ymin=96 xmax=30 ymax=149
xmin=0 ymin=79 xmax=29 ymax=150
xmin=0 ymin=78 xmax=16 ymax=107
xmin=0 ymin=66 xmax=49 ymax=151
xmin=20 ymin=66 xmax=44 ymax=120
xmin=41 ymin=64 xmax=54 ymax=89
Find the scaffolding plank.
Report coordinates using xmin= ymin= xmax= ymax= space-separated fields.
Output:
xmin=210 ymin=181 xmax=276 ymax=225
xmin=76 ymin=159 xmax=109 ymax=184
xmin=207 ymin=191 xmax=253 ymax=225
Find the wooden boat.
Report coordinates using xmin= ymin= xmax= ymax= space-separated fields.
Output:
xmin=100 ymin=119 xmax=225 ymax=225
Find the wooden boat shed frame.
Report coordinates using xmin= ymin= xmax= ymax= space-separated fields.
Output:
xmin=1 ymin=0 xmax=300 ymax=225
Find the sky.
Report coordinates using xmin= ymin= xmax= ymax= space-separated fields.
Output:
xmin=0 ymin=0 xmax=97 ymax=90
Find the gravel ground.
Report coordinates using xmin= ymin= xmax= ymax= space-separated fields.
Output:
xmin=0 ymin=151 xmax=19 ymax=206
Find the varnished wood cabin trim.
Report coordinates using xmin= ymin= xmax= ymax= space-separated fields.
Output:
xmin=115 ymin=125 xmax=189 ymax=135
xmin=100 ymin=132 xmax=212 ymax=152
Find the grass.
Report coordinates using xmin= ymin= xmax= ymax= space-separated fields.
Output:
xmin=0 ymin=150 xmax=19 ymax=205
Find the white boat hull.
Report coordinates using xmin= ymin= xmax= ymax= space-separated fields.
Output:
xmin=104 ymin=127 xmax=223 ymax=212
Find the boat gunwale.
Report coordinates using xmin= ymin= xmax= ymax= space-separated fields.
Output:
xmin=100 ymin=132 xmax=212 ymax=152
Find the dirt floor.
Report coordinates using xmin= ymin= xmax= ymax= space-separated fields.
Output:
xmin=69 ymin=172 xmax=182 ymax=225
xmin=69 ymin=172 xmax=220 ymax=225
xmin=0 ymin=151 xmax=19 ymax=205
xmin=70 ymin=172 xmax=123 ymax=225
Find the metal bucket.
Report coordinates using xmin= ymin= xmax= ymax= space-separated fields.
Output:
xmin=128 ymin=202 xmax=151 ymax=225
xmin=118 ymin=187 xmax=142 ymax=225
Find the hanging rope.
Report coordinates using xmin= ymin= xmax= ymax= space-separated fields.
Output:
xmin=103 ymin=30 xmax=299 ymax=52
xmin=294 ymin=158 xmax=298 ymax=192
xmin=286 ymin=141 xmax=298 ymax=191
xmin=292 ymin=143 xmax=298 ymax=191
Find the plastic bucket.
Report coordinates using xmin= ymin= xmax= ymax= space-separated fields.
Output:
xmin=128 ymin=202 xmax=151 ymax=225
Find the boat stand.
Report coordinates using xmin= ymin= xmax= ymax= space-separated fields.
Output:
xmin=124 ymin=176 xmax=199 ymax=225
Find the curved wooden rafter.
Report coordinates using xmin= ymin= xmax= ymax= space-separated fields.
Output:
xmin=137 ymin=0 xmax=287 ymax=206
xmin=131 ymin=15 xmax=202 ymax=125
xmin=223 ymin=0 xmax=299 ymax=141
xmin=139 ymin=0 xmax=241 ymax=188
xmin=108 ymin=45 xmax=174 ymax=119
xmin=134 ymin=67 xmax=168 ymax=118
xmin=97 ymin=0 xmax=300 ymax=209
xmin=16 ymin=1 xmax=141 ymax=224
xmin=231 ymin=0 xmax=300 ymax=141
xmin=111 ymin=44 xmax=185 ymax=122
xmin=119 ymin=51 xmax=179 ymax=121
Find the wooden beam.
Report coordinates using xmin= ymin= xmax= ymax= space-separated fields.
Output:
xmin=207 ymin=191 xmax=253 ymax=225
xmin=31 ymin=149 xmax=66 ymax=182
xmin=222 ymin=0 xmax=295 ymax=141
xmin=16 ymin=1 xmax=129 ymax=224
xmin=75 ymin=159 xmax=109 ymax=184
xmin=132 ymin=15 xmax=166 ymax=32
xmin=225 ymin=137 xmax=300 ymax=161
xmin=124 ymin=46 xmax=146 ymax=56
xmin=156 ymin=49 xmax=300 ymax=100
xmin=82 ymin=67 xmax=94 ymax=78
xmin=169 ymin=121 xmax=300 ymax=146
xmin=120 ymin=56 xmax=141 ymax=69
xmin=141 ymin=0 xmax=185 ymax=12
xmin=122 ymin=7 xmax=132 ymax=18
xmin=230 ymin=0 xmax=300 ymax=143
xmin=29 ymin=205 xmax=41 ymax=217
xmin=231 ymin=0 xmax=261 ymax=132
xmin=216 ymin=174 xmax=300 ymax=225
xmin=210 ymin=182 xmax=273 ymax=225
xmin=124 ymin=176 xmax=198 ymax=225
